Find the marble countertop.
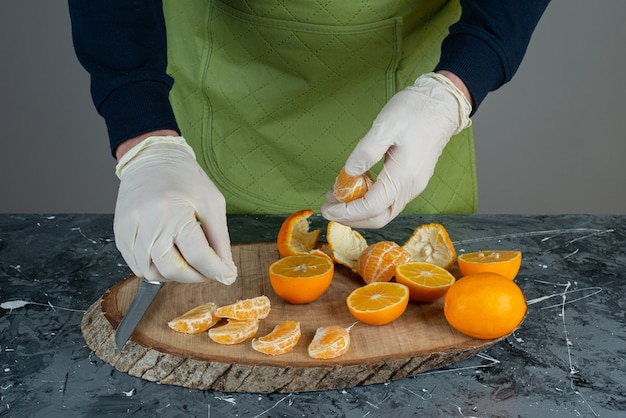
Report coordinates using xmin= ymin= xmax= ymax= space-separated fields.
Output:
xmin=1 ymin=213 xmax=624 ymax=417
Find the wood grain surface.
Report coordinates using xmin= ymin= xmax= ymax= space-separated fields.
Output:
xmin=82 ymin=242 xmax=503 ymax=393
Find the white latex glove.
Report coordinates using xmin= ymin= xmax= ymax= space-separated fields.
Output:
xmin=114 ymin=136 xmax=237 ymax=284
xmin=321 ymin=72 xmax=472 ymax=228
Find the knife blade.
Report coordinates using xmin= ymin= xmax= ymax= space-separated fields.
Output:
xmin=115 ymin=278 xmax=162 ymax=350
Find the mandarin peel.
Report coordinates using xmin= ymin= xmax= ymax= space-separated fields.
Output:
xmin=326 ymin=221 xmax=368 ymax=273
xmin=402 ymin=223 xmax=456 ymax=269
xmin=276 ymin=209 xmax=325 ymax=258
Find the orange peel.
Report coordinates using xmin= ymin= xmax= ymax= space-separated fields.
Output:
xmin=402 ymin=223 xmax=457 ymax=269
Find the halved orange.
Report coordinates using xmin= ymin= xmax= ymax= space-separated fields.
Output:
xmin=346 ymin=282 xmax=409 ymax=325
xmin=402 ymin=223 xmax=456 ymax=269
xmin=457 ymin=250 xmax=522 ymax=280
xmin=269 ymin=254 xmax=334 ymax=304
xmin=213 ymin=296 xmax=271 ymax=321
xmin=357 ymin=241 xmax=412 ymax=284
xmin=444 ymin=272 xmax=527 ymax=339
xmin=208 ymin=319 xmax=259 ymax=345
xmin=307 ymin=324 xmax=355 ymax=359
xmin=395 ymin=262 xmax=456 ymax=302
xmin=251 ymin=320 xmax=301 ymax=355
xmin=326 ymin=221 xmax=368 ymax=273
xmin=333 ymin=168 xmax=373 ymax=203
xmin=167 ymin=302 xmax=219 ymax=334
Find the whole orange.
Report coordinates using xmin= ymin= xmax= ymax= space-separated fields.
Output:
xmin=443 ymin=272 xmax=527 ymax=339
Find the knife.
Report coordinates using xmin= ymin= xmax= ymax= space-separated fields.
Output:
xmin=115 ymin=278 xmax=162 ymax=350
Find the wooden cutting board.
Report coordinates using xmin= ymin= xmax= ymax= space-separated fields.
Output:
xmin=81 ymin=242 xmax=504 ymax=393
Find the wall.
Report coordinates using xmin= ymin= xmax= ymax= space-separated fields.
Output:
xmin=1 ymin=1 xmax=624 ymax=214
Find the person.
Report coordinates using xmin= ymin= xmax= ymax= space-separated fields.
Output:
xmin=68 ymin=0 xmax=550 ymax=286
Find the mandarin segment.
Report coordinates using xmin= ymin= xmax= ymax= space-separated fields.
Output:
xmin=333 ymin=168 xmax=373 ymax=203
xmin=326 ymin=221 xmax=368 ymax=272
xmin=167 ymin=302 xmax=219 ymax=334
xmin=208 ymin=319 xmax=259 ymax=345
xmin=444 ymin=272 xmax=527 ymax=339
xmin=402 ymin=223 xmax=457 ymax=269
xmin=457 ymin=250 xmax=522 ymax=280
xmin=268 ymin=254 xmax=334 ymax=304
xmin=357 ymin=241 xmax=411 ymax=284
xmin=251 ymin=320 xmax=301 ymax=355
xmin=213 ymin=295 xmax=271 ymax=321
xmin=395 ymin=262 xmax=456 ymax=302
xmin=346 ymin=282 xmax=409 ymax=325
xmin=307 ymin=324 xmax=355 ymax=359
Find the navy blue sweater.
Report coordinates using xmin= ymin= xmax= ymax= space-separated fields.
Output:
xmin=68 ymin=1 xmax=550 ymax=156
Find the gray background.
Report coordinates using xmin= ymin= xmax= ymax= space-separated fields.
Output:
xmin=1 ymin=0 xmax=625 ymax=214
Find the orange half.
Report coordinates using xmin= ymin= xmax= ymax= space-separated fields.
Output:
xmin=346 ymin=282 xmax=409 ymax=326
xmin=457 ymin=250 xmax=522 ymax=280
xmin=269 ymin=254 xmax=334 ymax=304
xmin=395 ymin=262 xmax=456 ymax=302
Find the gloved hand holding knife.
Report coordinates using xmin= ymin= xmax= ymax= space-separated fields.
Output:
xmin=113 ymin=135 xmax=237 ymax=349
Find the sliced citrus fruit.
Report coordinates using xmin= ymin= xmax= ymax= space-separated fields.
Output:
xmin=276 ymin=209 xmax=331 ymax=259
xmin=395 ymin=262 xmax=456 ymax=302
xmin=269 ymin=254 xmax=334 ymax=304
xmin=213 ymin=295 xmax=271 ymax=320
xmin=402 ymin=223 xmax=456 ymax=269
xmin=307 ymin=323 xmax=356 ymax=359
xmin=444 ymin=272 xmax=527 ymax=339
xmin=457 ymin=250 xmax=522 ymax=280
xmin=251 ymin=320 xmax=301 ymax=355
xmin=346 ymin=282 xmax=409 ymax=325
xmin=357 ymin=241 xmax=412 ymax=284
xmin=208 ymin=319 xmax=259 ymax=345
xmin=326 ymin=221 xmax=368 ymax=272
xmin=167 ymin=302 xmax=219 ymax=334
xmin=333 ymin=168 xmax=373 ymax=203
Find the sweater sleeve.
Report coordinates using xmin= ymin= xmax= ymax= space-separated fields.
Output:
xmin=435 ymin=0 xmax=551 ymax=113
xmin=68 ymin=0 xmax=180 ymax=157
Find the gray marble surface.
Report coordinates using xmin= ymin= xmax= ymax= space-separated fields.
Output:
xmin=1 ymin=214 xmax=624 ymax=417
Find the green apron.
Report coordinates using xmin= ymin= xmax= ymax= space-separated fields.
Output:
xmin=162 ymin=0 xmax=477 ymax=215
